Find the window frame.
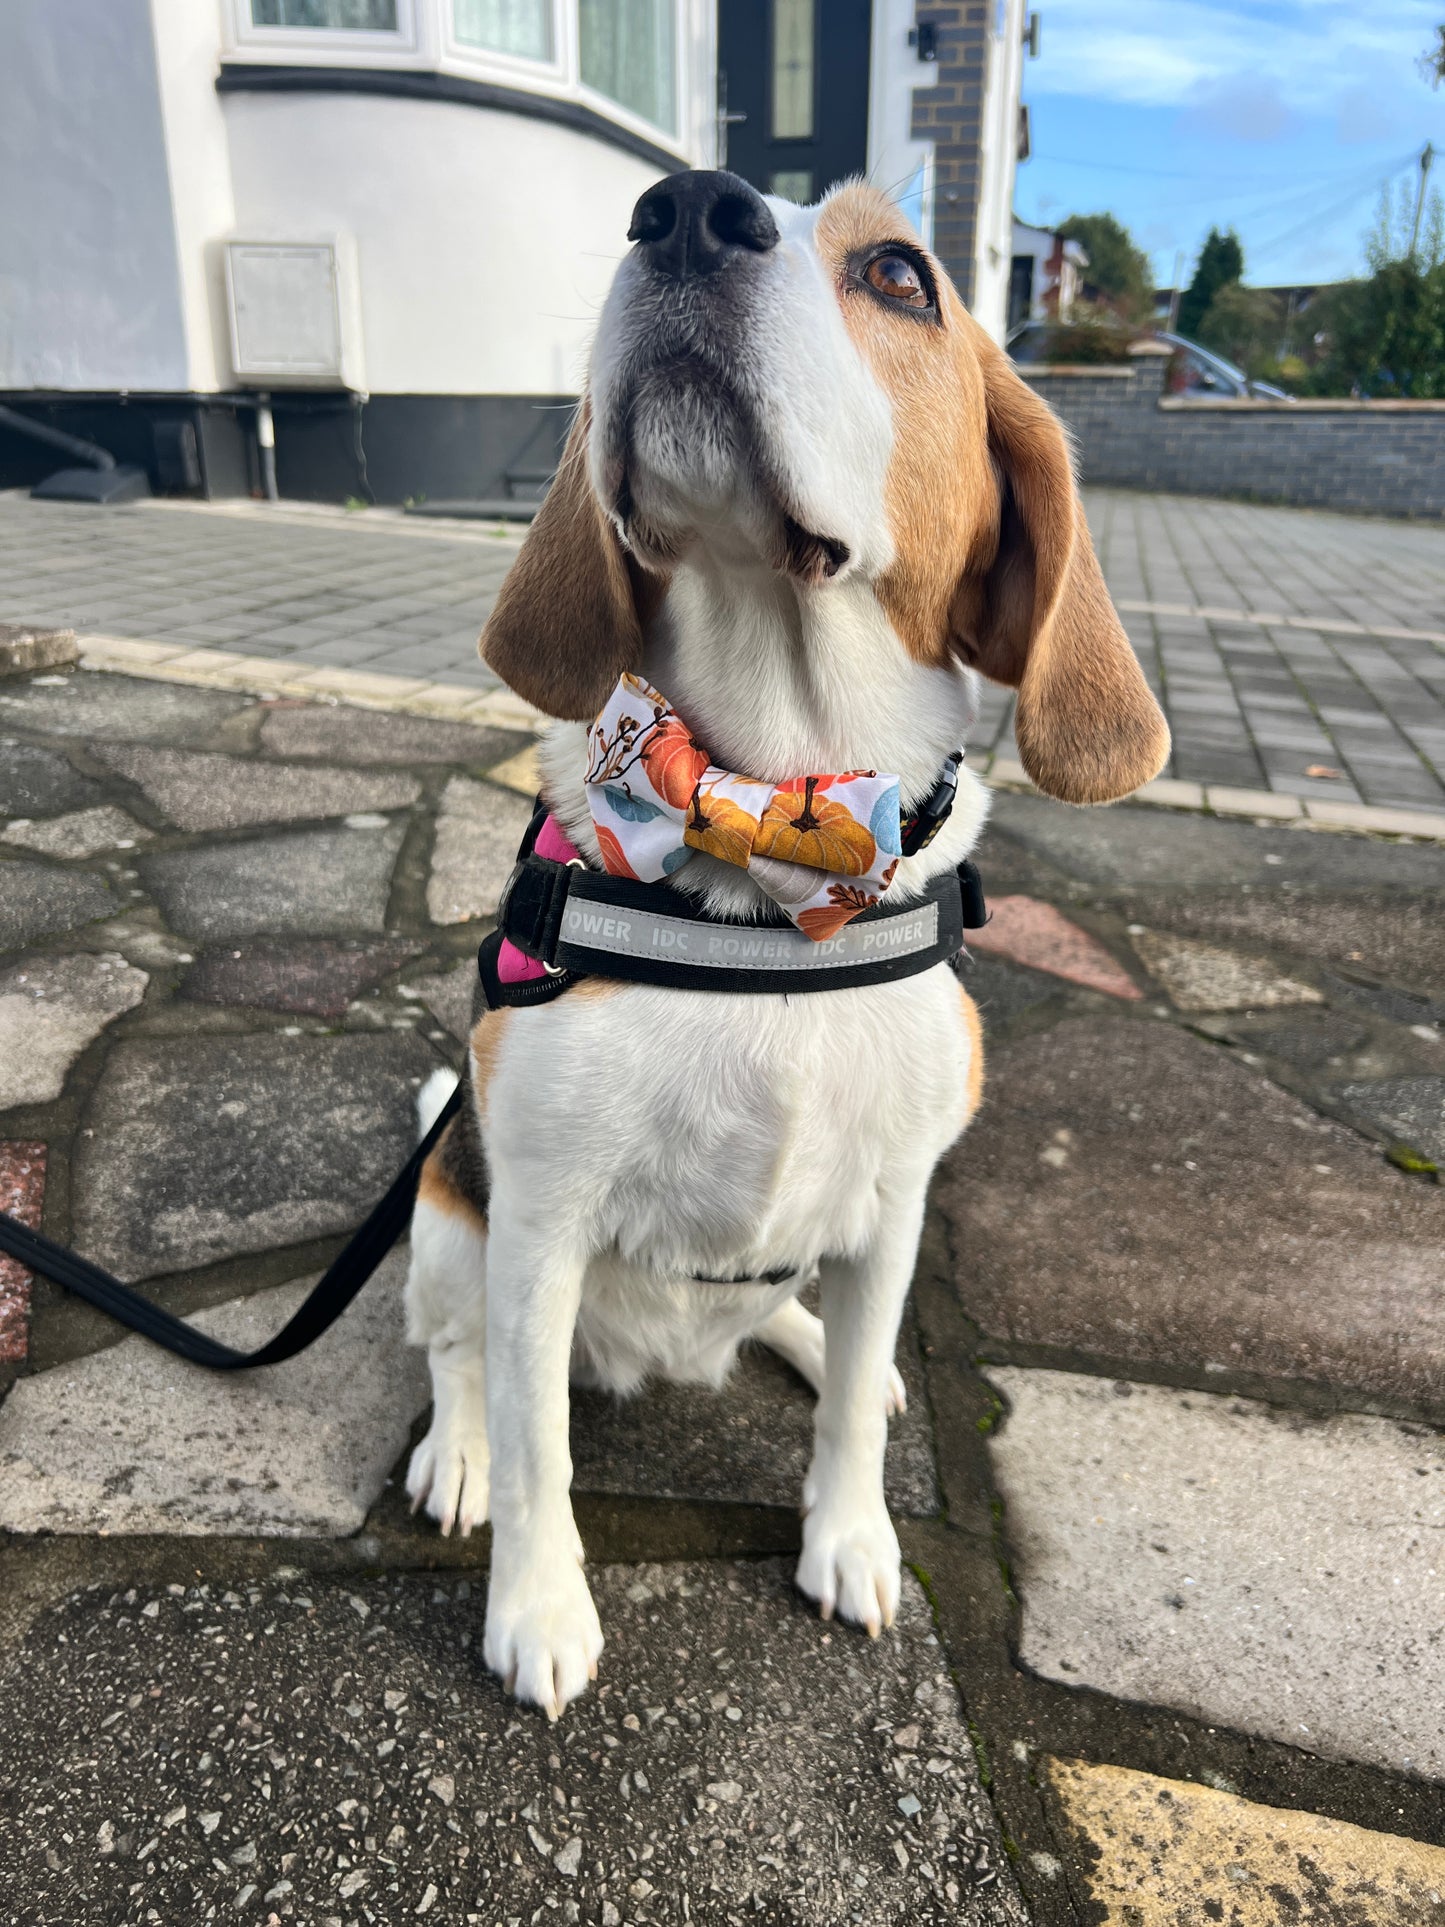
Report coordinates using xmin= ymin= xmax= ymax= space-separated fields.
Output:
xmin=226 ymin=0 xmax=423 ymax=62
xmin=440 ymin=0 xmax=567 ymax=88
xmin=573 ymin=0 xmax=684 ymax=145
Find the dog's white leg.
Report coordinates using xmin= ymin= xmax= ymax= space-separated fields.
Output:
xmin=403 ymin=1199 xmax=491 ymax=1536
xmin=756 ymin=1295 xmax=907 ymax=1416
xmin=482 ymin=1195 xmax=601 ymax=1720
xmin=795 ymin=1181 xmax=930 ymax=1637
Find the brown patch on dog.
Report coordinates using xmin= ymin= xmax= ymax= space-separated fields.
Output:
xmin=469 ymin=1007 xmax=512 ymax=1129
xmin=958 ymin=982 xmax=986 ymax=1122
xmin=479 ymin=399 xmax=664 ymax=720
xmin=815 ymin=182 xmax=1169 ymax=804
xmin=815 ymin=184 xmax=992 ymax=669
xmin=417 ymin=1128 xmax=486 ymax=1231
xmin=565 ymin=976 xmax=624 ymax=1002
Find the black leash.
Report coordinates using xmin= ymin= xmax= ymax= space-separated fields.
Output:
xmin=0 ymin=1083 xmax=460 ymax=1372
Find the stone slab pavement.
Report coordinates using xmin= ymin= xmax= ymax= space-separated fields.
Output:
xmin=1 ymin=659 xmax=1444 ymax=1923
xmin=2 ymin=483 xmax=1444 ymax=810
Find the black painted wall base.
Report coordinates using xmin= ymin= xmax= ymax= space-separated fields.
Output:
xmin=0 ymin=393 xmax=574 ymax=507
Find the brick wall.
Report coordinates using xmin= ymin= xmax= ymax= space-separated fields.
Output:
xmin=911 ymin=3 xmax=990 ymax=306
xmin=1021 ymin=357 xmax=1445 ymax=519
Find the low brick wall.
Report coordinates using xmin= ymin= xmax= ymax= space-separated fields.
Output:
xmin=1021 ymin=356 xmax=1445 ymax=519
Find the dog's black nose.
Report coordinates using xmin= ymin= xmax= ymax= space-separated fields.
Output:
xmin=628 ymin=169 xmax=779 ymax=279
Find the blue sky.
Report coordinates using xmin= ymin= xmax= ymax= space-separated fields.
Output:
xmin=1016 ymin=0 xmax=1444 ymax=289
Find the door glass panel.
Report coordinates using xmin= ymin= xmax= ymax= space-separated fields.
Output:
xmin=770 ymin=0 xmax=815 ymax=140
xmin=768 ymin=170 xmax=814 ymax=203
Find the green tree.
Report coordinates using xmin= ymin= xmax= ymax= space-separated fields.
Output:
xmin=1056 ymin=213 xmax=1154 ymax=321
xmin=1308 ymin=183 xmax=1445 ymax=397
xmin=1177 ymin=228 xmax=1245 ymax=340
xmin=1197 ymin=282 xmax=1287 ymax=375
xmin=1421 ymin=24 xmax=1444 ymax=84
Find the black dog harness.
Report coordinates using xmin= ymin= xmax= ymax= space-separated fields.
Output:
xmin=480 ymin=753 xmax=987 ymax=1008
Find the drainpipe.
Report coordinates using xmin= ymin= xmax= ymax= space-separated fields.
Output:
xmin=255 ymin=394 xmax=278 ymax=502
xmin=0 ymin=404 xmax=117 ymax=470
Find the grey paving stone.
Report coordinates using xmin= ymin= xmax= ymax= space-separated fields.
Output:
xmin=0 ymin=1560 xmax=1024 ymax=1924
xmin=400 ymin=958 xmax=478 ymax=1043
xmin=988 ymin=790 xmax=1445 ymax=891
xmin=180 ymin=937 xmax=424 ymax=1018
xmin=92 ymin=744 xmax=419 ymax=832
xmin=956 ymin=953 xmax=1066 ymax=1026
xmin=1134 ymin=891 xmax=1445 ymax=999
xmin=0 ymin=620 xmax=76 ymax=677
xmin=1323 ymin=972 xmax=1445 ymax=1032
xmin=935 ymin=1017 xmax=1445 ymax=1405
xmin=0 ymin=673 xmax=248 ymax=744
xmin=0 ymin=1251 xmax=425 ymax=1536
xmin=72 ymin=1031 xmax=438 ymax=1277
xmin=0 ymin=806 xmax=150 ymax=859
xmin=1334 ymin=1074 xmax=1445 ymax=1163
xmin=1129 ymin=928 xmax=1323 ymax=1011
xmin=140 ymin=820 xmax=406 ymax=941
xmin=986 ymin=1367 xmax=1445 ymax=1778
xmin=572 ymin=1306 xmax=938 ymax=1516
xmin=0 ymin=952 xmax=148 ymax=1110
xmin=259 ymin=702 xmax=527 ymax=767
xmin=1224 ymin=1006 xmax=1370 ymax=1069
xmin=0 ymin=859 xmax=115 ymax=953
xmin=426 ymin=776 xmax=535 ymax=925
xmin=0 ymin=741 xmax=104 ymax=816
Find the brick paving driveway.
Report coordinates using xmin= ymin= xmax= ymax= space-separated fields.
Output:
xmin=0 ymin=497 xmax=522 ymax=692
xmin=2 ymin=486 xmax=1443 ymax=808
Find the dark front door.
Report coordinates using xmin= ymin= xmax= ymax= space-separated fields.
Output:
xmin=718 ymin=0 xmax=873 ymax=207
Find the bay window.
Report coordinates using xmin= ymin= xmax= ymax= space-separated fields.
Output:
xmin=228 ymin=0 xmax=691 ymax=151
xmin=452 ymin=0 xmax=552 ymax=62
xmin=251 ymin=0 xmax=399 ymax=25
xmin=578 ymin=0 xmax=676 ymax=137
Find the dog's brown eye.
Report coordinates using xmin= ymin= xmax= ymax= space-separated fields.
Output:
xmin=865 ymin=254 xmax=928 ymax=306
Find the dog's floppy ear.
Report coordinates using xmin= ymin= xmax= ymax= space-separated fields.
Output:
xmin=949 ymin=343 xmax=1169 ymax=804
xmin=480 ymin=399 xmax=652 ymax=719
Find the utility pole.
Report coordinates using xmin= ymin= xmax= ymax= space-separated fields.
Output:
xmin=1166 ymin=250 xmax=1184 ymax=331
xmin=1409 ymin=141 xmax=1435 ymax=259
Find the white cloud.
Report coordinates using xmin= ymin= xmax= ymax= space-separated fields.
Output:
xmin=1026 ymin=0 xmax=1440 ymax=115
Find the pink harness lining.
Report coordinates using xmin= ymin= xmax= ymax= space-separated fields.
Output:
xmin=497 ymin=813 xmax=583 ymax=983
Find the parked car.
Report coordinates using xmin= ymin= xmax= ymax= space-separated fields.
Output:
xmin=1005 ymin=321 xmax=1293 ymax=400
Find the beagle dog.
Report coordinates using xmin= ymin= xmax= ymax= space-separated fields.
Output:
xmin=404 ymin=171 xmax=1168 ymax=1718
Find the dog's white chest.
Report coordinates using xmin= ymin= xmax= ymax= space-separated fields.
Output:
xmin=494 ymin=966 xmax=973 ymax=1280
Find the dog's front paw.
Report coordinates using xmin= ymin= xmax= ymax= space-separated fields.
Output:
xmin=406 ymin=1412 xmax=489 ymax=1537
xmin=485 ymin=1551 xmax=603 ymax=1720
xmin=796 ymin=1497 xmax=901 ymax=1638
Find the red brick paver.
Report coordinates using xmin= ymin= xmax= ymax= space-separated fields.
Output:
xmin=0 ymin=1141 xmax=47 ymax=1364
xmin=968 ymin=896 xmax=1142 ymax=1000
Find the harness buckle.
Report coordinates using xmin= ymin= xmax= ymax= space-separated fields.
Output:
xmin=497 ymin=854 xmax=579 ymax=968
xmin=900 ymin=750 xmax=962 ymax=857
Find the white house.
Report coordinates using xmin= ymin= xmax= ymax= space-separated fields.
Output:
xmin=1009 ymin=219 xmax=1088 ymax=332
xmin=0 ymin=0 xmax=1030 ymax=504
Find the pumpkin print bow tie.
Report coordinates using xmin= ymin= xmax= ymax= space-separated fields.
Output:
xmin=584 ymin=673 xmax=902 ymax=943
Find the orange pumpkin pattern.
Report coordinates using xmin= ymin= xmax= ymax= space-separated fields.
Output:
xmin=754 ymin=778 xmax=877 ymax=876
xmin=640 ymin=716 xmax=711 ymax=809
xmin=682 ymin=791 xmax=758 ymax=869
xmin=583 ymin=672 xmax=904 ymax=943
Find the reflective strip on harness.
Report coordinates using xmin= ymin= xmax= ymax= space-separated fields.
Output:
xmin=558 ymin=898 xmax=941 ymax=971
